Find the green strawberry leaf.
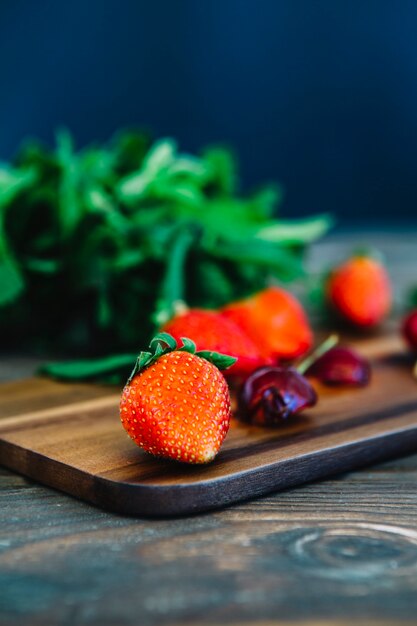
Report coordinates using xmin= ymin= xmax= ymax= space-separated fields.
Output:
xmin=128 ymin=333 xmax=179 ymax=382
xmin=127 ymin=332 xmax=236 ymax=382
xmin=149 ymin=332 xmax=178 ymax=351
xmin=139 ymin=351 xmax=153 ymax=368
xmin=178 ymin=337 xmax=196 ymax=353
xmin=195 ymin=351 xmax=237 ymax=370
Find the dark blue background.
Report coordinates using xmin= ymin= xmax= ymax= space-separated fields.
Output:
xmin=1 ymin=0 xmax=417 ymax=220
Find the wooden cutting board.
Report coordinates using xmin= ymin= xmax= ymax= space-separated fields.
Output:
xmin=0 ymin=334 xmax=416 ymax=517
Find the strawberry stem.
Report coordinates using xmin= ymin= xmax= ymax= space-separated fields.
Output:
xmin=297 ymin=334 xmax=339 ymax=375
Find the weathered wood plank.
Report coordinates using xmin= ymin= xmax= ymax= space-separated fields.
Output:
xmin=1 ymin=456 xmax=417 ymax=625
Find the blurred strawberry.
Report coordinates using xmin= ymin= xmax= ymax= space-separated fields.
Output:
xmin=162 ymin=309 xmax=270 ymax=378
xmin=221 ymin=286 xmax=313 ymax=361
xmin=327 ymin=254 xmax=391 ymax=328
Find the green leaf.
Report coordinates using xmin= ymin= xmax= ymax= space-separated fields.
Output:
xmin=40 ymin=353 xmax=138 ymax=380
xmin=97 ymin=286 xmax=112 ymax=328
xmin=0 ymin=200 xmax=34 ymax=310
xmin=127 ymin=332 xmax=181 ymax=381
xmin=144 ymin=138 xmax=176 ymax=173
xmin=112 ymin=129 xmax=150 ymax=173
xmin=189 ymin=257 xmax=235 ymax=308
xmin=205 ymin=239 xmax=305 ymax=281
xmin=130 ymin=206 xmax=169 ymax=229
xmin=153 ymin=180 xmax=204 ymax=207
xmin=85 ymin=186 xmax=113 ymax=213
xmin=178 ymin=337 xmax=196 ymax=353
xmin=154 ymin=226 xmax=196 ymax=325
xmin=0 ymin=256 xmax=24 ymax=305
xmin=255 ymin=213 xmax=334 ymax=245
xmin=117 ymin=138 xmax=176 ymax=202
xmin=117 ymin=170 xmax=151 ymax=201
xmin=85 ymin=185 xmax=129 ymax=234
xmin=202 ymin=146 xmax=236 ymax=194
xmin=0 ymin=165 xmax=37 ymax=208
xmin=149 ymin=332 xmax=178 ymax=351
xmin=168 ymin=156 xmax=208 ymax=181
xmin=110 ymin=249 xmax=145 ymax=271
xmin=248 ymin=184 xmax=283 ymax=220
xmin=56 ymin=128 xmax=83 ymax=237
xmin=137 ymin=351 xmax=153 ymax=370
xmin=195 ymin=350 xmax=237 ymax=370
xmin=24 ymin=257 xmax=60 ymax=274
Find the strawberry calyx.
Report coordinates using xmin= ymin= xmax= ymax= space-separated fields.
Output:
xmin=127 ymin=332 xmax=237 ymax=383
xmin=351 ymin=246 xmax=384 ymax=264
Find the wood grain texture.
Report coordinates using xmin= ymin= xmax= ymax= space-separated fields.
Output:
xmin=0 ymin=333 xmax=417 ymax=518
xmin=1 ymin=229 xmax=417 ymax=625
xmin=1 ymin=458 xmax=417 ymax=625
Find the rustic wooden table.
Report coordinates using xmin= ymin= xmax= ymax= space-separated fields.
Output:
xmin=1 ymin=229 xmax=417 ymax=626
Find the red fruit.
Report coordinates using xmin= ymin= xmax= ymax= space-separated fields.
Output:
xmin=221 ymin=286 xmax=313 ymax=361
xmin=327 ymin=255 xmax=391 ymax=328
xmin=304 ymin=346 xmax=371 ymax=386
xmin=120 ymin=333 xmax=234 ymax=464
xmin=402 ymin=310 xmax=417 ymax=352
xmin=162 ymin=309 xmax=270 ymax=377
xmin=239 ymin=366 xmax=317 ymax=426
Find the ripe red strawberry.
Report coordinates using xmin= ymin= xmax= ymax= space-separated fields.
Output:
xmin=327 ymin=255 xmax=391 ymax=328
xmin=120 ymin=333 xmax=235 ymax=464
xmin=221 ymin=286 xmax=313 ymax=361
xmin=162 ymin=308 xmax=270 ymax=378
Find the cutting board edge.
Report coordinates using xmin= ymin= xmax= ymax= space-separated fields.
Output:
xmin=2 ymin=424 xmax=417 ymax=517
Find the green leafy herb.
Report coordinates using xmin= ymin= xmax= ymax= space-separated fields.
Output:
xmin=40 ymin=353 xmax=138 ymax=381
xmin=409 ymin=286 xmax=417 ymax=309
xmin=0 ymin=129 xmax=333 ymax=380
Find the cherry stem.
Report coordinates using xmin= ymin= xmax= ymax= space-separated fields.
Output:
xmin=296 ymin=333 xmax=339 ymax=375
xmin=413 ymin=359 xmax=417 ymax=380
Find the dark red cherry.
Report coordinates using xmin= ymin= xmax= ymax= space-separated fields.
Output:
xmin=402 ymin=310 xmax=417 ymax=352
xmin=304 ymin=346 xmax=370 ymax=386
xmin=238 ymin=366 xmax=317 ymax=426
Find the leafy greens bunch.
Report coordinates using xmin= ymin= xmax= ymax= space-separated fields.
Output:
xmin=0 ymin=129 xmax=332 ymax=364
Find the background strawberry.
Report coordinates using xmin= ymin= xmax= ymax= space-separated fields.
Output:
xmin=120 ymin=333 xmax=235 ymax=464
xmin=162 ymin=309 xmax=270 ymax=378
xmin=221 ymin=286 xmax=313 ymax=361
xmin=327 ymin=254 xmax=392 ymax=328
